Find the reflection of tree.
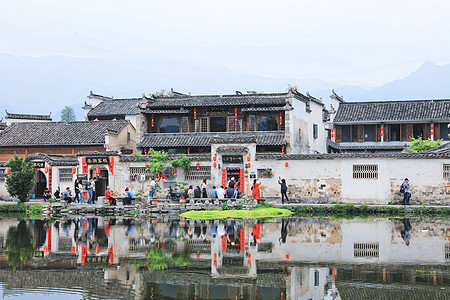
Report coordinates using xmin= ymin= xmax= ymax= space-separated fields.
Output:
xmin=5 ymin=221 xmax=34 ymax=271
xmin=145 ymin=247 xmax=192 ymax=273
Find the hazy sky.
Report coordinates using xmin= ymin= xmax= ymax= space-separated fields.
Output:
xmin=1 ymin=0 xmax=450 ymax=86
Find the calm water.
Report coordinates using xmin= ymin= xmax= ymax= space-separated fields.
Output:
xmin=0 ymin=216 xmax=449 ymax=300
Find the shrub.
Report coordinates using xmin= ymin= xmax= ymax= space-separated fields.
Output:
xmin=5 ymin=154 xmax=36 ymax=202
xmin=408 ymin=137 xmax=442 ymax=152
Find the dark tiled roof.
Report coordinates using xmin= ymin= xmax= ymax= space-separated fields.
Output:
xmin=76 ymin=150 xmax=121 ymax=157
xmin=327 ymin=139 xmax=407 ymax=151
xmin=241 ymin=106 xmax=286 ymax=112
xmin=0 ymin=120 xmax=129 ymax=147
xmin=421 ymin=142 xmax=450 ymax=154
xmin=145 ymin=93 xmax=289 ymax=108
xmin=120 ymin=153 xmax=211 ymax=162
xmin=138 ymin=131 xmax=286 ymax=148
xmin=216 ymin=146 xmax=249 ymax=153
xmin=256 ymin=151 xmax=449 ymax=160
xmin=333 ymin=99 xmax=450 ymax=123
xmin=146 ymin=109 xmax=190 ymax=114
xmin=25 ymin=153 xmax=78 ymax=166
xmin=87 ymin=99 xmax=141 ymax=117
xmin=5 ymin=111 xmax=52 ymax=121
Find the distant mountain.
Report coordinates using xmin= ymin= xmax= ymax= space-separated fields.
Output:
xmin=0 ymin=54 xmax=449 ymax=121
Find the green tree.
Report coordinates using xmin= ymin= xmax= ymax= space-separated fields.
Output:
xmin=60 ymin=106 xmax=76 ymax=122
xmin=408 ymin=137 xmax=442 ymax=152
xmin=5 ymin=221 xmax=34 ymax=271
xmin=5 ymin=154 xmax=36 ymax=202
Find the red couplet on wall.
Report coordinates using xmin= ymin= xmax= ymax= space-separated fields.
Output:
xmin=109 ymin=156 xmax=114 ymax=164
xmin=48 ymin=167 xmax=53 ymax=192
xmin=81 ymin=157 xmax=86 ymax=165
xmin=240 ymin=169 xmax=245 ymax=194
xmin=222 ymin=169 xmax=227 ymax=187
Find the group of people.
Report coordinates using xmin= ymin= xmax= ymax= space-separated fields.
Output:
xmin=251 ymin=176 xmax=289 ymax=203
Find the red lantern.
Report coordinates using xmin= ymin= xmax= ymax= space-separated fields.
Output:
xmin=234 ymin=108 xmax=238 ymax=120
xmin=187 ymin=147 xmax=190 ymax=154
xmin=431 ymin=125 xmax=434 ymax=136
xmin=247 ymin=156 xmax=250 ymax=162
xmin=247 ymin=163 xmax=251 ymax=168
xmin=173 ymin=169 xmax=177 ymax=175
xmin=155 ymin=173 xmax=159 ymax=179
xmin=213 ymin=162 xmax=217 ymax=168
xmin=331 ymin=128 xmax=335 ymax=138
xmin=279 ymin=112 xmax=283 ymax=125
xmin=285 ymin=162 xmax=289 ymax=167
xmin=380 ymin=126 xmax=384 ymax=137
xmin=196 ymin=252 xmax=200 ymax=258
xmin=6 ymin=168 xmax=10 ymax=175
xmin=81 ymin=157 xmax=86 ymax=165
xmin=44 ymin=166 xmax=49 ymax=173
xmin=95 ymin=244 xmax=100 ymax=254
xmin=71 ymin=246 xmax=76 ymax=254
xmin=109 ymin=156 xmax=114 ymax=164
xmin=151 ymin=114 xmax=154 ymax=127
xmin=193 ymin=108 xmax=197 ymax=119
xmin=144 ymin=147 xmax=148 ymax=154
xmin=286 ymin=254 xmax=289 ymax=260
xmin=161 ymin=174 xmax=165 ymax=180
xmin=96 ymin=167 xmax=101 ymax=175
xmin=145 ymin=164 xmax=149 ymax=169
xmin=213 ymin=156 xmax=216 ymax=161
xmin=196 ymin=163 xmax=200 ymax=169
xmin=72 ymin=167 xmax=77 ymax=174
xmin=281 ymin=145 xmax=285 ymax=154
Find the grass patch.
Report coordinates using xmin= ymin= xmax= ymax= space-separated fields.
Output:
xmin=180 ymin=207 xmax=292 ymax=219
xmin=127 ymin=210 xmax=140 ymax=215
xmin=26 ymin=204 xmax=45 ymax=219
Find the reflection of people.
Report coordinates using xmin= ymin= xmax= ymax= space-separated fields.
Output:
xmin=401 ymin=218 xmax=412 ymax=246
xmin=401 ymin=178 xmax=410 ymax=205
xmin=279 ymin=219 xmax=289 ymax=244
xmin=278 ymin=177 xmax=289 ymax=204
xmin=252 ymin=179 xmax=261 ymax=200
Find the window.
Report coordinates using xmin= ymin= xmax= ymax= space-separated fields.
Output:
xmin=160 ymin=118 xmax=180 ymax=133
xmin=164 ymin=167 xmax=176 ymax=181
xmin=127 ymin=132 xmax=131 ymax=142
xmin=182 ymin=116 xmax=189 ymax=132
xmin=200 ymin=118 xmax=208 ymax=132
xmin=59 ymin=168 xmax=73 ymax=182
xmin=249 ymin=115 xmax=256 ymax=131
xmin=446 ymin=244 xmax=450 ymax=260
xmin=439 ymin=123 xmax=449 ymax=140
xmin=313 ymin=124 xmax=318 ymax=139
xmin=228 ymin=116 xmax=236 ymax=131
xmin=390 ymin=124 xmax=400 ymax=141
xmin=210 ymin=117 xmax=226 ymax=132
xmin=353 ymin=164 xmax=378 ymax=179
xmin=129 ymin=167 xmax=151 ymax=181
xmin=185 ymin=166 xmax=211 ymax=181
xmin=354 ymin=242 xmax=379 ymax=258
xmin=0 ymin=168 xmax=5 ymax=183
xmin=342 ymin=125 xmax=350 ymax=142
xmin=364 ymin=125 xmax=375 ymax=141
xmin=238 ymin=119 xmax=243 ymax=132
xmin=194 ymin=119 xmax=199 ymax=132
xmin=444 ymin=164 xmax=450 ymax=179
xmin=413 ymin=123 xmax=424 ymax=139
xmin=258 ymin=115 xmax=278 ymax=131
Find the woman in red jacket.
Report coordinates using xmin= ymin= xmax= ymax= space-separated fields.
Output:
xmin=252 ymin=179 xmax=261 ymax=200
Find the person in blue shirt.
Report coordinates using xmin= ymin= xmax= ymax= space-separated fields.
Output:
xmin=62 ymin=187 xmax=73 ymax=203
xmin=401 ymin=178 xmax=410 ymax=205
xmin=210 ymin=186 xmax=218 ymax=199
xmin=125 ymin=187 xmax=135 ymax=205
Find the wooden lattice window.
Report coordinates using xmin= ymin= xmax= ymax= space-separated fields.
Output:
xmin=353 ymin=164 xmax=378 ymax=179
xmin=129 ymin=167 xmax=151 ymax=181
xmin=249 ymin=115 xmax=256 ymax=131
xmin=0 ymin=168 xmax=5 ymax=183
xmin=354 ymin=242 xmax=379 ymax=257
xmin=185 ymin=166 xmax=211 ymax=181
xmin=200 ymin=117 xmax=208 ymax=132
xmin=445 ymin=244 xmax=450 ymax=260
xmin=59 ymin=168 xmax=73 ymax=182
xmin=443 ymin=164 xmax=450 ymax=179
xmin=228 ymin=116 xmax=236 ymax=132
xmin=182 ymin=116 xmax=189 ymax=132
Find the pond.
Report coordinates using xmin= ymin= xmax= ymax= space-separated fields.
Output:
xmin=0 ymin=216 xmax=449 ymax=299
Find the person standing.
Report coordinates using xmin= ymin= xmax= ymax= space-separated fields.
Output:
xmin=149 ymin=177 xmax=156 ymax=198
xmin=233 ymin=181 xmax=239 ymax=199
xmin=92 ymin=177 xmax=97 ymax=204
xmin=201 ymin=179 xmax=208 ymax=198
xmin=278 ymin=176 xmax=289 ymax=204
xmin=74 ymin=179 xmax=81 ymax=203
xmin=87 ymin=178 xmax=94 ymax=204
xmin=194 ymin=186 xmax=202 ymax=198
xmin=227 ymin=177 xmax=235 ymax=197
xmin=210 ymin=186 xmax=218 ymax=198
xmin=217 ymin=186 xmax=226 ymax=199
xmin=401 ymin=178 xmax=410 ymax=205
xmin=251 ymin=179 xmax=261 ymax=200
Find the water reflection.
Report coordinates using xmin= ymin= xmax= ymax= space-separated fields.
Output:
xmin=0 ymin=216 xmax=449 ymax=299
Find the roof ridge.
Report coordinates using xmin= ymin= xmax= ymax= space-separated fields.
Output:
xmin=342 ymin=99 xmax=450 ymax=104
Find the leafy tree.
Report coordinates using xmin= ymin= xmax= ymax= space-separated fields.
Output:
xmin=408 ymin=137 xmax=442 ymax=152
xmin=5 ymin=154 xmax=36 ymax=202
xmin=60 ymin=106 xmax=76 ymax=122
xmin=171 ymin=154 xmax=191 ymax=172
xmin=5 ymin=221 xmax=34 ymax=271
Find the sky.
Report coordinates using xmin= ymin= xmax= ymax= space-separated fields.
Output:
xmin=1 ymin=0 xmax=450 ymax=87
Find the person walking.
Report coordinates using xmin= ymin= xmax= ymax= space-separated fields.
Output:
xmin=251 ymin=179 xmax=261 ymax=200
xmin=401 ymin=178 xmax=410 ymax=205
xmin=74 ymin=179 xmax=81 ymax=203
xmin=278 ymin=176 xmax=289 ymax=204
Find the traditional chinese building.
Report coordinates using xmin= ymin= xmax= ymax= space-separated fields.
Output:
xmin=329 ymin=91 xmax=450 ymax=153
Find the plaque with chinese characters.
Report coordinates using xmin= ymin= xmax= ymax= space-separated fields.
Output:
xmin=86 ymin=157 xmax=110 ymax=164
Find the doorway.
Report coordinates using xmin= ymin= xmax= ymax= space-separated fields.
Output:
xmin=90 ymin=168 xmax=109 ymax=198
xmin=34 ymin=171 xmax=46 ymax=198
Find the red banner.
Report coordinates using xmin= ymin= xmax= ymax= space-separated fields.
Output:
xmin=222 ymin=169 xmax=227 ymax=187
xmin=48 ymin=167 xmax=53 ymax=192
xmin=240 ymin=169 xmax=245 ymax=194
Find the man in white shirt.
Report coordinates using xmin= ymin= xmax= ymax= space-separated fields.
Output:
xmin=217 ymin=186 xmax=226 ymax=199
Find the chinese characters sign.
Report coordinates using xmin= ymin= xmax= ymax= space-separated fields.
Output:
xmin=222 ymin=155 xmax=243 ymax=164
xmin=86 ymin=157 xmax=109 ymax=164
